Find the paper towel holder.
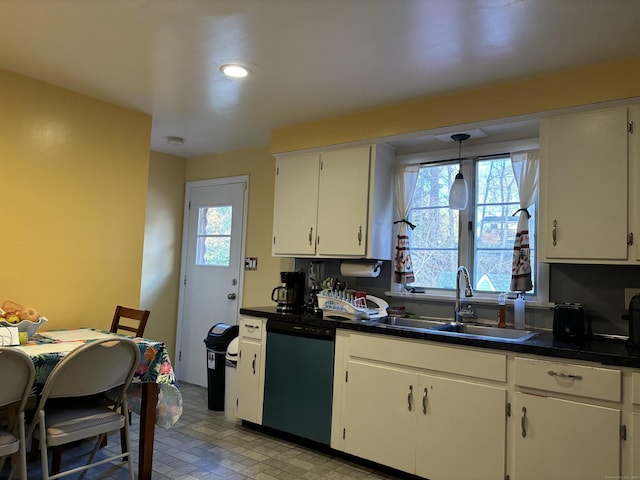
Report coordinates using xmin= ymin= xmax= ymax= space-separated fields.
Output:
xmin=339 ymin=260 xmax=382 ymax=278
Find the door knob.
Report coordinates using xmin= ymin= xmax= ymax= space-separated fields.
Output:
xmin=227 ymin=293 xmax=237 ymax=300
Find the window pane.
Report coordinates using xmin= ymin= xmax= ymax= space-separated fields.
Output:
xmin=196 ymin=205 xmax=232 ymax=266
xmin=411 ymin=249 xmax=458 ymax=289
xmin=475 ymin=205 xmax=518 ymax=250
xmin=198 ymin=206 xmax=232 ymax=235
xmin=408 ymin=163 xmax=460 ymax=289
xmin=196 ymin=237 xmax=231 ymax=266
xmin=474 ymin=157 xmax=536 ymax=293
xmin=476 ymin=158 xmax=520 ymax=204
xmin=410 ymin=208 xmax=459 ymax=249
xmin=475 ymin=250 xmax=513 ymax=292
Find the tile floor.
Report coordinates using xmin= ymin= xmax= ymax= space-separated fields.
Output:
xmin=6 ymin=382 xmax=413 ymax=479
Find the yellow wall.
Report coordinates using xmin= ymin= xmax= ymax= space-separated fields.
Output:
xmin=271 ymin=56 xmax=640 ymax=153
xmin=0 ymin=69 xmax=152 ymax=331
xmin=186 ymin=146 xmax=293 ymax=307
xmin=141 ymin=151 xmax=186 ymax=357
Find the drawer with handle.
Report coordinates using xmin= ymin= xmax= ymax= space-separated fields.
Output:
xmin=514 ymin=357 xmax=621 ymax=402
xmin=239 ymin=317 xmax=263 ymax=340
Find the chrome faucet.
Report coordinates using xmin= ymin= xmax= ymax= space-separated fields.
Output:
xmin=454 ymin=266 xmax=474 ymax=323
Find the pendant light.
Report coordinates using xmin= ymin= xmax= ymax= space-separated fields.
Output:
xmin=448 ymin=133 xmax=470 ymax=210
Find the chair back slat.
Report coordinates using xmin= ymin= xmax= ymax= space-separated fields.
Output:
xmin=110 ymin=305 xmax=150 ymax=337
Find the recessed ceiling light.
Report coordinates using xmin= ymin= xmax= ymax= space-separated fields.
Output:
xmin=220 ymin=64 xmax=249 ymax=78
xmin=166 ymin=136 xmax=185 ymax=146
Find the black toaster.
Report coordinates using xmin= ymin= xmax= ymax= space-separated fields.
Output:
xmin=553 ymin=303 xmax=589 ymax=340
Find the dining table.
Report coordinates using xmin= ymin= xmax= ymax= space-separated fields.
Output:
xmin=14 ymin=328 xmax=183 ymax=480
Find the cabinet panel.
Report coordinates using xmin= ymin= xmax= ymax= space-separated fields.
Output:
xmin=272 ymin=153 xmax=320 ymax=256
xmin=513 ymin=391 xmax=620 ymax=480
xmin=348 ymin=332 xmax=506 ymax=382
xmin=316 ymin=146 xmax=371 ymax=256
xmin=235 ymin=340 xmax=262 ymax=424
xmin=235 ymin=316 xmax=265 ymax=424
xmin=633 ymin=412 xmax=640 ymax=477
xmin=343 ymin=359 xmax=416 ymax=473
xmin=540 ymin=108 xmax=629 ymax=261
xmin=416 ymin=374 xmax=506 ymax=480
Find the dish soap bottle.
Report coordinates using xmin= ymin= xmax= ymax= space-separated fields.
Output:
xmin=514 ymin=293 xmax=525 ymax=330
xmin=497 ymin=293 xmax=507 ymax=328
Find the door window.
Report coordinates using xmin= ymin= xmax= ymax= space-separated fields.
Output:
xmin=196 ymin=205 xmax=232 ymax=266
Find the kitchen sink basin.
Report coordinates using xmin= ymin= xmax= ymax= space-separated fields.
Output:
xmin=359 ymin=316 xmax=447 ymax=330
xmin=431 ymin=322 xmax=539 ymax=341
xmin=350 ymin=316 xmax=539 ymax=342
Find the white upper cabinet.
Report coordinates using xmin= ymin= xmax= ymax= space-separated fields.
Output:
xmin=316 ymin=148 xmax=371 ymax=256
xmin=272 ymin=152 xmax=321 ymax=256
xmin=272 ymin=144 xmax=394 ymax=259
xmin=539 ymin=106 xmax=639 ymax=263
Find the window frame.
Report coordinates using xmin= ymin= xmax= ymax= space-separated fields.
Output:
xmin=391 ymin=138 xmax=549 ymax=306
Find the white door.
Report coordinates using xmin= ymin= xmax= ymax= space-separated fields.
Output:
xmin=176 ymin=177 xmax=248 ymax=386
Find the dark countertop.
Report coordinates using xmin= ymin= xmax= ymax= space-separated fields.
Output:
xmin=240 ymin=306 xmax=640 ymax=369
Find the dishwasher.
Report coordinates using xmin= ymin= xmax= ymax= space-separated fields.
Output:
xmin=262 ymin=319 xmax=335 ymax=446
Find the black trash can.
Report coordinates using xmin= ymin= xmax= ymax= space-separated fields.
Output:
xmin=204 ymin=323 xmax=239 ymax=411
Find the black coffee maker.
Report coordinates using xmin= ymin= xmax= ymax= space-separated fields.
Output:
xmin=271 ymin=271 xmax=305 ymax=313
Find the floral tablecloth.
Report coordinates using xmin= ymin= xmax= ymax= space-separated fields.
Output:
xmin=21 ymin=329 xmax=183 ymax=428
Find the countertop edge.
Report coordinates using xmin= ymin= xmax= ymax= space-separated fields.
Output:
xmin=240 ymin=307 xmax=640 ymax=369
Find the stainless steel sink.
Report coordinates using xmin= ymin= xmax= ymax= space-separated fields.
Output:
xmin=431 ymin=322 xmax=539 ymax=341
xmin=353 ymin=316 xmax=539 ymax=342
xmin=359 ymin=316 xmax=447 ymax=330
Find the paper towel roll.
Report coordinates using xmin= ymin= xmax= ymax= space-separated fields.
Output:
xmin=340 ymin=261 xmax=381 ymax=278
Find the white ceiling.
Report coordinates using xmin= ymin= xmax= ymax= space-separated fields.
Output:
xmin=1 ymin=0 xmax=639 ymax=158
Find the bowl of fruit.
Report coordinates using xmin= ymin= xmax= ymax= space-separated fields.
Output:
xmin=0 ymin=301 xmax=47 ymax=337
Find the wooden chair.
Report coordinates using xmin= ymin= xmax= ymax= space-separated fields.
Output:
xmin=109 ymin=305 xmax=150 ymax=337
xmin=108 ymin=305 xmax=149 ymax=452
xmin=26 ymin=338 xmax=140 ymax=480
xmin=0 ymin=348 xmax=35 ymax=480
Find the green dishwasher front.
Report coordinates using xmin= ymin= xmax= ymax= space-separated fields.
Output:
xmin=262 ymin=319 xmax=335 ymax=445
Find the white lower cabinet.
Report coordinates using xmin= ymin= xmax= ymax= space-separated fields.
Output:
xmin=512 ymin=356 xmax=622 ymax=480
xmin=513 ymin=392 xmax=620 ymax=480
xmin=232 ymin=321 xmax=640 ymax=479
xmin=337 ymin=333 xmax=507 ymax=479
xmin=415 ymin=374 xmax=506 ymax=480
xmin=343 ymin=360 xmax=416 ymax=473
xmin=235 ymin=316 xmax=265 ymax=424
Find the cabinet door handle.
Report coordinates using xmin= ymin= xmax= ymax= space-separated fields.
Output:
xmin=422 ymin=388 xmax=428 ymax=415
xmin=252 ymin=354 xmax=257 ymax=375
xmin=357 ymin=226 xmax=362 ymax=246
xmin=407 ymin=385 xmax=413 ymax=412
xmin=308 ymin=227 xmax=313 ymax=246
xmin=552 ymin=220 xmax=557 ymax=246
xmin=521 ymin=407 xmax=527 ymax=437
xmin=548 ymin=370 xmax=583 ymax=380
